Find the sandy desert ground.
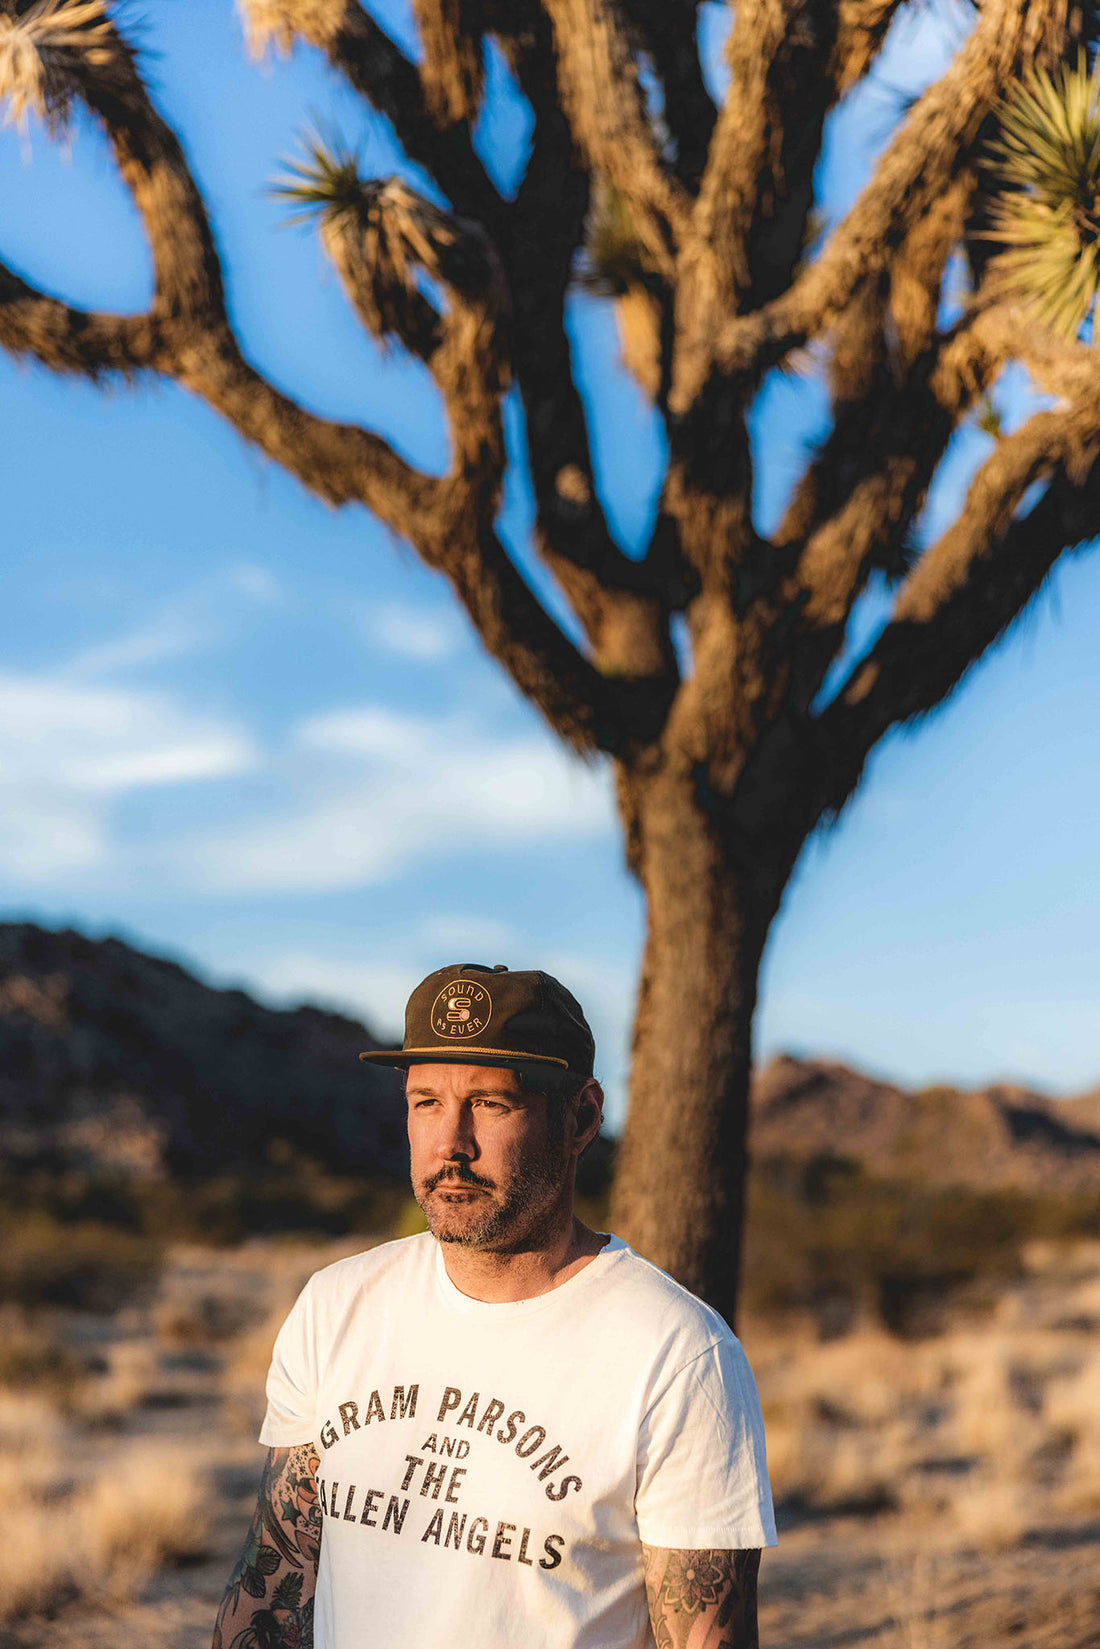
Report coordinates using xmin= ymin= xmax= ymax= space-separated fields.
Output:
xmin=1 ymin=1234 xmax=1098 ymax=1649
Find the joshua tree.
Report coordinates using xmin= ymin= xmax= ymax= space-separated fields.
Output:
xmin=3 ymin=0 xmax=1100 ymax=1323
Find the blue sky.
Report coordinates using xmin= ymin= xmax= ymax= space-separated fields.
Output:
xmin=1 ymin=0 xmax=1098 ymax=1126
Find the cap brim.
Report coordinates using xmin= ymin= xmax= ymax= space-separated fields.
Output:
xmin=359 ymin=1048 xmax=571 ymax=1072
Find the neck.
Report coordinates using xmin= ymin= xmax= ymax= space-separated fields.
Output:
xmin=439 ymin=1206 xmax=608 ymax=1303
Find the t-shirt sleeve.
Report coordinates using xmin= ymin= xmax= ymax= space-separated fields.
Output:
xmin=258 ymin=1277 xmax=320 ymax=1448
xmin=635 ymin=1332 xmax=778 ymax=1551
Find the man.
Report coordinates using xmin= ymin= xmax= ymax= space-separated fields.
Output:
xmin=213 ymin=962 xmax=776 ymax=1649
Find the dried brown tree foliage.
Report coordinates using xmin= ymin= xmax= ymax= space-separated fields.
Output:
xmin=2 ymin=0 xmax=1098 ymax=1322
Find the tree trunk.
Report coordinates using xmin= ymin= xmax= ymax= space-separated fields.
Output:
xmin=608 ymin=765 xmax=775 ymax=1329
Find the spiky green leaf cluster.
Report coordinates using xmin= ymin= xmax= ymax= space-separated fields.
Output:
xmin=268 ymin=123 xmax=364 ymax=226
xmin=574 ymin=183 xmax=649 ymax=296
xmin=983 ymin=54 xmax=1100 ymax=339
xmin=269 ymin=126 xmax=505 ymax=364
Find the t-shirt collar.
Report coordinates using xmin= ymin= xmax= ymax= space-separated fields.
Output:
xmin=432 ymin=1232 xmax=626 ymax=1319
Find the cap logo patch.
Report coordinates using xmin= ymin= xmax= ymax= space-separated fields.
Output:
xmin=430 ymin=979 xmax=492 ymax=1040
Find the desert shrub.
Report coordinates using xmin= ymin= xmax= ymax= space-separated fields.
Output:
xmin=742 ymin=1156 xmax=1100 ymax=1334
xmin=0 ymin=1215 xmax=162 ymax=1312
xmin=0 ymin=1310 xmax=89 ymax=1397
xmin=0 ymin=1162 xmax=411 ymax=1246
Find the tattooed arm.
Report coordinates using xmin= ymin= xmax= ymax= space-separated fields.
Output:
xmin=641 ymin=1546 xmax=761 ymax=1649
xmin=212 ymin=1443 xmax=321 ymax=1649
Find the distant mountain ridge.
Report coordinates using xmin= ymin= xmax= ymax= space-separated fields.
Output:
xmin=752 ymin=1054 xmax=1100 ymax=1194
xmin=0 ymin=922 xmax=1096 ymax=1195
xmin=0 ymin=922 xmax=406 ymax=1180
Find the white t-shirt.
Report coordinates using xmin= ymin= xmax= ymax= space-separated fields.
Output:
xmin=261 ymin=1232 xmax=776 ymax=1649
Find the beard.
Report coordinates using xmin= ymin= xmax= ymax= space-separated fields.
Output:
xmin=414 ymin=1142 xmax=566 ymax=1252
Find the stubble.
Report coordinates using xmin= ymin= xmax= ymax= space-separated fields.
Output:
xmin=415 ymin=1143 xmax=566 ymax=1251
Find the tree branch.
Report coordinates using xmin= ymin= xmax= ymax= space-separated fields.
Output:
xmin=173 ymin=327 xmax=441 ymax=521
xmin=619 ymin=0 xmax=715 ymax=188
xmin=427 ymin=525 xmax=631 ymax=751
xmin=673 ymin=0 xmax=904 ymax=419
xmin=815 ymin=400 xmax=1100 ymax=812
xmin=688 ymin=0 xmax=1068 ymax=403
xmin=0 ymin=7 xmax=624 ymax=755
xmin=765 ymin=185 xmax=970 ymax=705
xmin=833 ymin=0 xmax=906 ymax=94
xmin=182 ymin=320 xmax=625 ymax=750
xmin=0 ymin=261 xmax=155 ymax=375
xmin=410 ymin=0 xmax=485 ymax=129
xmin=258 ymin=0 xmax=678 ymax=681
xmin=64 ymin=19 xmax=437 ymax=531
xmin=541 ymin=0 xmax=692 ymax=278
xmin=692 ymin=0 xmax=831 ymax=305
xmin=784 ymin=214 xmax=967 ymax=536
xmin=962 ymin=303 xmax=1100 ymax=404
xmin=494 ymin=10 xmax=682 ymax=681
xmin=778 ymin=287 xmax=1100 ymax=678
xmin=309 ymin=177 xmax=510 ymax=499
xmin=70 ymin=44 xmax=225 ymax=326
xmin=241 ymin=0 xmax=499 ymax=225
xmin=661 ymin=0 xmax=909 ymax=602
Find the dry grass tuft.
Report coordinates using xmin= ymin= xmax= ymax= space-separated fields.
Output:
xmin=67 ymin=1340 xmax=156 ymax=1426
xmin=80 ymin=1445 xmax=208 ymax=1599
xmin=948 ymin=1477 xmax=1027 ymax=1550
xmin=883 ymin=1546 xmax=950 ymax=1649
xmin=1044 ymin=1353 xmax=1100 ymax=1512
xmin=748 ymin=1240 xmax=1100 ymax=1549
xmin=0 ymin=1442 xmax=208 ymax=1621
xmin=0 ymin=1306 xmax=88 ymax=1398
xmin=0 ymin=1306 xmax=155 ymax=1426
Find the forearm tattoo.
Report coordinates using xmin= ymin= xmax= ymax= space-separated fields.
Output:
xmin=641 ymin=1546 xmax=761 ymax=1649
xmin=213 ymin=1444 xmax=321 ymax=1649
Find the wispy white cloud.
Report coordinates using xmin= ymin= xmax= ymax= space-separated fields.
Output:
xmin=0 ymin=669 xmax=256 ymax=877
xmin=68 ymin=737 xmax=250 ymax=792
xmin=299 ymin=706 xmax=431 ymax=760
xmin=0 ymin=794 xmax=103 ymax=879
xmin=368 ymin=602 xmax=463 ymax=663
xmin=59 ymin=563 xmax=283 ymax=681
xmin=192 ymin=703 xmax=614 ymax=893
xmin=248 ymin=954 xmax=417 ymax=1039
xmin=63 ymin=613 xmax=210 ymax=679
xmin=227 ymin=563 xmax=282 ymax=604
xmin=418 ymin=913 xmax=519 ymax=956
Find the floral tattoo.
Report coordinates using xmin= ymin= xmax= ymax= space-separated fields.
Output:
xmin=213 ymin=1444 xmax=322 ymax=1649
xmin=641 ymin=1546 xmax=761 ymax=1649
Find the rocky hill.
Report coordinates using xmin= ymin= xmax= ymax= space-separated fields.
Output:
xmin=752 ymin=1054 xmax=1100 ymax=1194
xmin=1 ymin=921 xmax=1096 ymax=1197
xmin=1062 ymin=1084 xmax=1100 ymax=1136
xmin=0 ymin=923 xmax=406 ymax=1180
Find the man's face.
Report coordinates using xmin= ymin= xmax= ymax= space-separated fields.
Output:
xmin=406 ymin=1063 xmax=570 ymax=1252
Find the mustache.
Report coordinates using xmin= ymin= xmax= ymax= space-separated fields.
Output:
xmin=424 ymin=1165 xmax=496 ymax=1193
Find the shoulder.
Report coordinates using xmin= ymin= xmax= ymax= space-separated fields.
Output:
xmin=599 ymin=1244 xmax=768 ymax=1458
xmin=601 ymin=1238 xmax=738 ymax=1367
xmin=299 ymin=1231 xmax=436 ymax=1310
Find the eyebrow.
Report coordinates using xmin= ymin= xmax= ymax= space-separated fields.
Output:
xmin=405 ymin=1085 xmax=524 ymax=1101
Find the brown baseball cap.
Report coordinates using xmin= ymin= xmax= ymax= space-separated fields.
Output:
xmin=358 ymin=962 xmax=595 ymax=1078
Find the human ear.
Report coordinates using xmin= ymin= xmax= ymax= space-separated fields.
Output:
xmin=571 ymin=1080 xmax=604 ymax=1149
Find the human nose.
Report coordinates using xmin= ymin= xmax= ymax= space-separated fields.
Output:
xmin=436 ymin=1101 xmax=478 ymax=1163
